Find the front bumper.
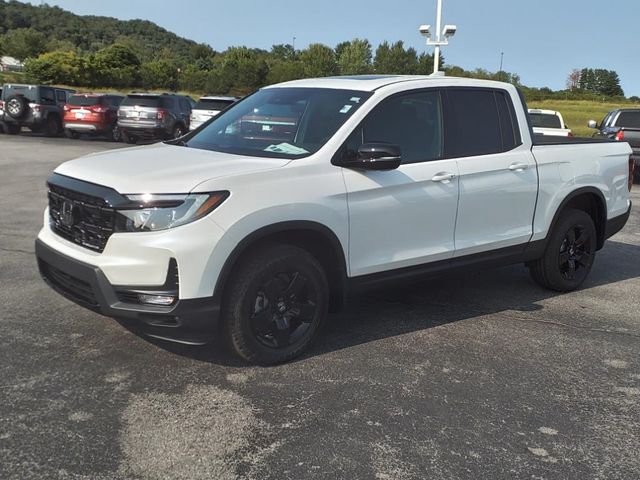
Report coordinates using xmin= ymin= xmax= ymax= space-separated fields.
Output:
xmin=36 ymin=239 xmax=220 ymax=344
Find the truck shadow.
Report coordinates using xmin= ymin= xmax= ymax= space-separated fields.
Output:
xmin=136 ymin=239 xmax=640 ymax=367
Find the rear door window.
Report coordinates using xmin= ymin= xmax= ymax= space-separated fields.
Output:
xmin=616 ymin=111 xmax=640 ymax=128
xmin=55 ymin=90 xmax=67 ymax=103
xmin=40 ymin=87 xmax=55 ymax=104
xmin=444 ymin=89 xmax=503 ymax=158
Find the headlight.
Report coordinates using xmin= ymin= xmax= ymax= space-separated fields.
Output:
xmin=114 ymin=191 xmax=229 ymax=232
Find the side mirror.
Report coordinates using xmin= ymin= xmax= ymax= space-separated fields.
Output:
xmin=343 ymin=143 xmax=402 ymax=171
xmin=588 ymin=120 xmax=598 ymax=129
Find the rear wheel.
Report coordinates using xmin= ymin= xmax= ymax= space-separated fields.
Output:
xmin=121 ymin=131 xmax=137 ymax=144
xmin=529 ymin=208 xmax=597 ymax=292
xmin=172 ymin=124 xmax=185 ymax=139
xmin=64 ymin=129 xmax=79 ymax=139
xmin=223 ymin=244 xmax=329 ymax=365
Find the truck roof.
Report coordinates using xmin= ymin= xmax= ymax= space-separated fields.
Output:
xmin=267 ymin=75 xmax=516 ymax=92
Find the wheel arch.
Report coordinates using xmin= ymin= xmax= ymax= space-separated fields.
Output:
xmin=213 ymin=221 xmax=348 ymax=314
xmin=549 ymin=187 xmax=607 ymax=250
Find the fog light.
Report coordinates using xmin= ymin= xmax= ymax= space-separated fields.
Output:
xmin=138 ymin=294 xmax=176 ymax=306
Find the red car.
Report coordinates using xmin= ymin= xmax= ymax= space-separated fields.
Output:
xmin=63 ymin=93 xmax=124 ymax=141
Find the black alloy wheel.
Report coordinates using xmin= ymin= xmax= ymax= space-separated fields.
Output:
xmin=250 ymin=271 xmax=318 ymax=349
xmin=558 ymin=224 xmax=594 ymax=282
xmin=223 ymin=244 xmax=329 ymax=364
xmin=528 ymin=208 xmax=597 ymax=292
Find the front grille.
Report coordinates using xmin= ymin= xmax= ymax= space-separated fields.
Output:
xmin=48 ymin=184 xmax=115 ymax=252
xmin=39 ymin=260 xmax=99 ymax=308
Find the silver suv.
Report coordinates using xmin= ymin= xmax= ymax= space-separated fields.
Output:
xmin=117 ymin=93 xmax=193 ymax=143
xmin=189 ymin=95 xmax=239 ymax=130
xmin=0 ymin=84 xmax=75 ymax=136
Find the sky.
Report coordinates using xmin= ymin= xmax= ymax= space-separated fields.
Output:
xmin=24 ymin=0 xmax=640 ymax=96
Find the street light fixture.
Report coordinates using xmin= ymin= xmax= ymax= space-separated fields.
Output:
xmin=419 ymin=0 xmax=457 ymax=74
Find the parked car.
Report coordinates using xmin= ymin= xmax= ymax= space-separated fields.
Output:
xmin=0 ymin=84 xmax=75 ymax=136
xmin=189 ymin=96 xmax=239 ymax=130
xmin=528 ymin=109 xmax=573 ymax=137
xmin=117 ymin=92 xmax=192 ymax=143
xmin=63 ymin=93 xmax=124 ymax=141
xmin=35 ymin=76 xmax=633 ymax=364
xmin=589 ymin=108 xmax=640 ymax=182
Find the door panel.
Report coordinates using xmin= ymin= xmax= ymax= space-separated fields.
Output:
xmin=340 ymin=89 xmax=459 ymax=277
xmin=454 ymin=147 xmax=537 ymax=256
xmin=343 ymin=160 xmax=459 ymax=276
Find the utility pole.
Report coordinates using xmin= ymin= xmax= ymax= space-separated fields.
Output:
xmin=419 ymin=0 xmax=457 ymax=74
xmin=292 ymin=37 xmax=296 ymax=51
xmin=499 ymin=52 xmax=504 ymax=81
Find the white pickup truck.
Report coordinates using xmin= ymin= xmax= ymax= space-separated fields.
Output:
xmin=528 ymin=108 xmax=573 ymax=137
xmin=36 ymin=76 xmax=634 ymax=364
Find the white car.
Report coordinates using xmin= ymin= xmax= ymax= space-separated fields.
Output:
xmin=528 ymin=108 xmax=573 ymax=137
xmin=189 ymin=95 xmax=238 ymax=130
xmin=36 ymin=76 xmax=633 ymax=364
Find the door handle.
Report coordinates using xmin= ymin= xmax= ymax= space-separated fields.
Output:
xmin=431 ymin=172 xmax=456 ymax=182
xmin=508 ymin=162 xmax=529 ymax=171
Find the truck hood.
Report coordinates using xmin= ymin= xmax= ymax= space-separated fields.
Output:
xmin=54 ymin=143 xmax=291 ymax=194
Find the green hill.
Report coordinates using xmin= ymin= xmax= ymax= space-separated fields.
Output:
xmin=0 ymin=0 xmax=205 ymax=61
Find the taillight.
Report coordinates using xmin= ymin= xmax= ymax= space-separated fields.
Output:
xmin=568 ymin=131 xmax=573 ymax=138
xmin=157 ymin=109 xmax=168 ymax=120
xmin=29 ymin=103 xmax=42 ymax=112
xmin=63 ymin=104 xmax=71 ymax=111
xmin=615 ymin=130 xmax=625 ymax=141
xmin=630 ymin=156 xmax=636 ymax=192
xmin=0 ymin=100 xmax=4 ymax=109
xmin=91 ymin=105 xmax=107 ymax=113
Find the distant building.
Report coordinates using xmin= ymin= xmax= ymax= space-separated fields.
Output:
xmin=1 ymin=56 xmax=24 ymax=72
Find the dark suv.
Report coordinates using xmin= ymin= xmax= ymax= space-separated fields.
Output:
xmin=0 ymin=84 xmax=75 ymax=136
xmin=117 ymin=93 xmax=193 ymax=143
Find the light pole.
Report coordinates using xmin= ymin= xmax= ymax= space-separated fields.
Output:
xmin=499 ymin=52 xmax=504 ymax=81
xmin=419 ymin=0 xmax=457 ymax=74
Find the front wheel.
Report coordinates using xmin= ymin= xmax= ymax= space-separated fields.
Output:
xmin=223 ymin=244 xmax=329 ymax=365
xmin=172 ymin=124 xmax=185 ymax=139
xmin=528 ymin=208 xmax=597 ymax=292
xmin=44 ymin=116 xmax=62 ymax=137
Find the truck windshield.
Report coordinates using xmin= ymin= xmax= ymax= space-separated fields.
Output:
xmin=530 ymin=113 xmax=562 ymax=129
xmin=185 ymin=88 xmax=372 ymax=159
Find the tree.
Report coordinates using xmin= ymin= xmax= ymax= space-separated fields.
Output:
xmin=270 ymin=44 xmax=297 ymax=62
xmin=140 ymin=60 xmax=179 ymax=91
xmin=87 ymin=44 xmax=141 ymax=88
xmin=299 ymin=43 xmax=337 ymax=78
xmin=578 ymin=68 xmax=623 ymax=97
xmin=566 ymin=69 xmax=581 ymax=91
xmin=374 ymin=41 xmax=418 ymax=75
xmin=0 ymin=28 xmax=47 ymax=60
xmin=337 ymin=39 xmax=372 ymax=75
xmin=417 ymin=53 xmax=436 ymax=75
xmin=24 ymin=50 xmax=84 ymax=85
xmin=266 ymin=60 xmax=305 ymax=85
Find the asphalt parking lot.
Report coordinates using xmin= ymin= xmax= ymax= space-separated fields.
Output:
xmin=1 ymin=134 xmax=639 ymax=480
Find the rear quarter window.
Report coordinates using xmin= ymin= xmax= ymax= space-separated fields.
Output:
xmin=529 ymin=113 xmax=562 ymax=129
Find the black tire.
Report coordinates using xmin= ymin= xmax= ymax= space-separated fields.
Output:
xmin=44 ymin=115 xmax=62 ymax=137
xmin=5 ymin=95 xmax=28 ymax=119
xmin=64 ymin=129 xmax=79 ymax=139
xmin=121 ymin=131 xmax=137 ymax=144
xmin=6 ymin=123 xmax=20 ymax=135
xmin=529 ymin=208 xmax=597 ymax=292
xmin=223 ymin=244 xmax=329 ymax=365
xmin=172 ymin=124 xmax=185 ymax=139
xmin=109 ymin=124 xmax=122 ymax=142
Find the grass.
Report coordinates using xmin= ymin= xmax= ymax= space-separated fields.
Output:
xmin=527 ymin=99 xmax=638 ymax=137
